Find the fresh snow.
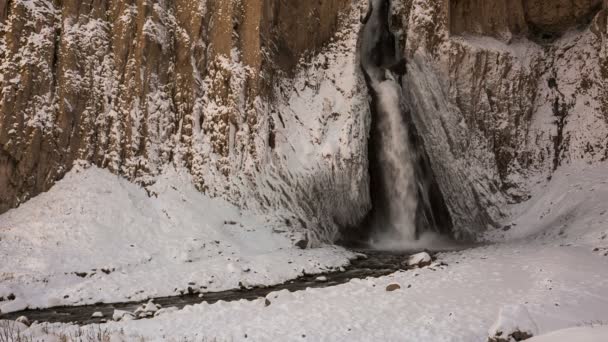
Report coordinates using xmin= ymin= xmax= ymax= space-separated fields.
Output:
xmin=2 ymin=161 xmax=607 ymax=341
xmin=1 ymin=1 xmax=607 ymax=341
xmin=0 ymin=163 xmax=355 ymax=313
xmin=528 ymin=325 xmax=608 ymax=342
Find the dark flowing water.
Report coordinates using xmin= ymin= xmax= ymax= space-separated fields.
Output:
xmin=2 ymin=250 xmax=424 ymax=325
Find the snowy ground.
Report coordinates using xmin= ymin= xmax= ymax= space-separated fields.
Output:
xmin=0 ymin=163 xmax=355 ymax=314
xmin=1 ymin=161 xmax=607 ymax=341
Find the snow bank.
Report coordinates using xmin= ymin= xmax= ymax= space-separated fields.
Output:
xmin=6 ymin=161 xmax=605 ymax=341
xmin=528 ymin=325 xmax=608 ymax=342
xmin=10 ymin=237 xmax=608 ymax=341
xmin=485 ymin=161 xmax=608 ymax=246
xmin=0 ymin=163 xmax=354 ymax=313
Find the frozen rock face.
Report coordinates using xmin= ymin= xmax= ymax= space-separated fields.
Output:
xmin=0 ymin=0 xmax=370 ymax=244
xmin=1 ymin=0 xmax=606 ymax=243
xmin=394 ymin=0 xmax=608 ymax=237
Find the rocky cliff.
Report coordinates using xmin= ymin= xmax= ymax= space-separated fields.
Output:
xmin=1 ymin=0 xmax=606 ymax=243
xmin=0 ymin=0 xmax=371 ymax=244
xmin=395 ymin=0 xmax=607 ymax=237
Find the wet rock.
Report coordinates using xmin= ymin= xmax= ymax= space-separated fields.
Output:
xmin=386 ymin=283 xmax=401 ymax=292
xmin=101 ymin=268 xmax=113 ymax=275
xmin=407 ymin=252 xmax=433 ymax=268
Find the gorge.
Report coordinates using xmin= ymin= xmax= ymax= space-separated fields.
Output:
xmin=1 ymin=1 xmax=608 ymax=340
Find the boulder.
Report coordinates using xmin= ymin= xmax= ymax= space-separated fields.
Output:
xmin=15 ymin=316 xmax=30 ymax=327
xmin=407 ymin=252 xmax=433 ymax=268
xmin=91 ymin=312 xmax=104 ymax=318
xmin=386 ymin=283 xmax=401 ymax=292
xmin=112 ymin=310 xmax=135 ymax=322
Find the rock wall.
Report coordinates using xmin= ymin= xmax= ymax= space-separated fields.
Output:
xmin=394 ymin=0 xmax=608 ymax=237
xmin=0 ymin=0 xmax=371 ymax=244
xmin=2 ymin=0 xmax=605 ymax=243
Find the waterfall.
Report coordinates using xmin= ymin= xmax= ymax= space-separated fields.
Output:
xmin=373 ymin=79 xmax=418 ymax=241
xmin=360 ymin=0 xmax=419 ymax=244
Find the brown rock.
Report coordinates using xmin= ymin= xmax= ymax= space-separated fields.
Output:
xmin=0 ymin=0 xmax=353 ymax=218
xmin=385 ymin=283 xmax=401 ymax=292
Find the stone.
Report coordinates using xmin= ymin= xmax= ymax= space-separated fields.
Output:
xmin=112 ymin=310 xmax=135 ymax=322
xmin=407 ymin=252 xmax=433 ymax=268
xmin=91 ymin=312 xmax=104 ymax=318
xmin=386 ymin=283 xmax=401 ymax=292
xmin=15 ymin=316 xmax=30 ymax=327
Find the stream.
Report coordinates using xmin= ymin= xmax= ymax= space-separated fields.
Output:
xmin=1 ymin=249 xmax=428 ymax=325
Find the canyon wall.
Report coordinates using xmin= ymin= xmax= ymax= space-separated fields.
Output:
xmin=1 ymin=0 xmax=606 ymax=243
xmin=0 ymin=0 xmax=371 ymax=244
xmin=395 ymin=0 xmax=608 ymax=237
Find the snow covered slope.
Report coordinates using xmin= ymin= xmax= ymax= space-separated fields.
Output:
xmin=3 ymin=161 xmax=608 ymax=341
xmin=0 ymin=164 xmax=355 ymax=313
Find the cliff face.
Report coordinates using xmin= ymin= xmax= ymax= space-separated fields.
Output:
xmin=1 ymin=0 xmax=606 ymax=243
xmin=395 ymin=0 xmax=608 ymax=237
xmin=0 ymin=0 xmax=373 ymax=244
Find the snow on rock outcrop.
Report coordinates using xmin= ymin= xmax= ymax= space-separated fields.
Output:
xmin=248 ymin=2 xmax=371 ymax=243
xmin=112 ymin=310 xmax=135 ymax=322
xmin=394 ymin=0 xmax=608 ymax=238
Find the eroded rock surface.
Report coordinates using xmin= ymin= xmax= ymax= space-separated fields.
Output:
xmin=1 ymin=0 xmax=606 ymax=242
xmin=393 ymin=0 xmax=607 ymax=237
xmin=0 ymin=0 xmax=369 ymax=243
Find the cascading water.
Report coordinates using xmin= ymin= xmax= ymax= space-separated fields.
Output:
xmin=357 ymin=0 xmax=453 ymax=248
xmin=370 ymin=77 xmax=418 ymax=242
